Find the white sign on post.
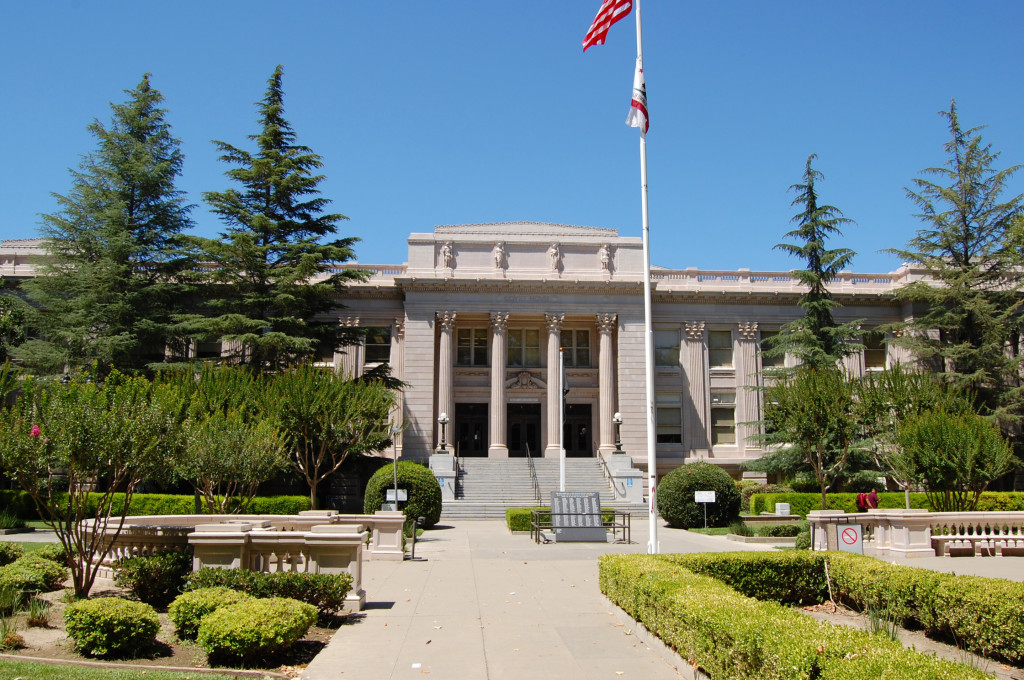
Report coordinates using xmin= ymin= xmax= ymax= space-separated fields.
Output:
xmin=694 ymin=491 xmax=716 ymax=503
xmin=837 ymin=523 xmax=864 ymax=555
xmin=386 ymin=489 xmax=408 ymax=502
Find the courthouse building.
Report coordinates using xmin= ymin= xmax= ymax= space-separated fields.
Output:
xmin=1 ymin=223 xmax=916 ymax=479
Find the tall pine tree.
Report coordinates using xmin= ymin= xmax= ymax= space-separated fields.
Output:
xmin=15 ymin=75 xmax=192 ymax=375
xmin=890 ymin=100 xmax=1024 ymax=434
xmin=767 ymin=154 xmax=861 ymax=369
xmin=181 ymin=65 xmax=364 ymax=373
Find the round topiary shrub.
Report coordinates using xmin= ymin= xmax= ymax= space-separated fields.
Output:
xmin=363 ymin=461 xmax=442 ymax=528
xmin=0 ymin=554 xmax=69 ymax=593
xmin=64 ymin=597 xmax=160 ymax=657
xmin=169 ymin=587 xmax=253 ymax=640
xmin=658 ymin=461 xmax=741 ymax=529
xmin=0 ymin=543 xmax=24 ymax=567
xmin=196 ymin=597 xmax=317 ymax=662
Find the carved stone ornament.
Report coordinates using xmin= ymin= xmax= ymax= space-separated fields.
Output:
xmin=490 ymin=312 xmax=510 ymax=332
xmin=596 ymin=313 xmax=617 ymax=334
xmin=545 ymin=313 xmax=564 ymax=333
xmin=340 ymin=316 xmax=361 ymax=328
xmin=492 ymin=242 xmax=506 ymax=269
xmin=436 ymin=311 xmax=457 ymax=330
xmin=547 ymin=242 xmax=561 ymax=270
xmin=393 ymin=318 xmax=405 ymax=337
xmin=598 ymin=244 xmax=612 ymax=270
xmin=738 ymin=321 xmax=758 ymax=340
xmin=684 ymin=321 xmax=705 ymax=340
xmin=505 ymin=371 xmax=548 ymax=390
xmin=439 ymin=241 xmax=454 ymax=268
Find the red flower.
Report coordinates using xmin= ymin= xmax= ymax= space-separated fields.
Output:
xmin=29 ymin=425 xmax=41 ymax=438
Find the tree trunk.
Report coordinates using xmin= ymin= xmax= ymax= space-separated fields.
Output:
xmin=820 ymin=480 xmax=827 ymax=511
xmin=904 ymin=487 xmax=910 ymax=510
xmin=310 ymin=479 xmax=319 ymax=510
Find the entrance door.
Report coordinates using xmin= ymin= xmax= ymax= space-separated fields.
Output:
xmin=507 ymin=403 xmax=541 ymax=457
xmin=563 ymin=403 xmax=593 ymax=457
xmin=455 ymin=403 xmax=488 ymax=457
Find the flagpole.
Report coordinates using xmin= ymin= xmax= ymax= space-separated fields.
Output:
xmin=559 ymin=347 xmax=566 ymax=492
xmin=634 ymin=0 xmax=659 ymax=555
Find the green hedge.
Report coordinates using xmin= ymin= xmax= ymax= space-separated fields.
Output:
xmin=185 ymin=567 xmax=351 ymax=617
xmin=168 ymin=587 xmax=253 ymax=640
xmin=653 ymin=550 xmax=1024 ymax=665
xmin=363 ymin=461 xmax=443 ymax=529
xmin=197 ymin=597 xmax=317 ymax=662
xmin=64 ymin=597 xmax=160 ymax=658
xmin=0 ymin=554 xmax=69 ymax=593
xmin=599 ymin=553 xmax=990 ymax=679
xmin=748 ymin=491 xmax=1024 ymax=517
xmin=0 ymin=490 xmax=311 ymax=519
xmin=505 ymin=507 xmax=615 ymax=532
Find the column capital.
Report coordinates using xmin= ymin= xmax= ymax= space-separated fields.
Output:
xmin=684 ymin=321 xmax=705 ymax=340
xmin=436 ymin=311 xmax=457 ymax=330
xmin=490 ymin=312 xmax=510 ymax=332
xmin=738 ymin=321 xmax=758 ymax=340
xmin=545 ymin=313 xmax=564 ymax=333
xmin=340 ymin=316 xmax=361 ymax=328
xmin=596 ymin=313 xmax=617 ymax=334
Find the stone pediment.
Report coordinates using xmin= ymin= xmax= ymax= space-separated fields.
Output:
xmin=434 ymin=222 xmax=617 ymax=238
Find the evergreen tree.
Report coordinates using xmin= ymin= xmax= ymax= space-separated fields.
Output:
xmin=181 ymin=65 xmax=364 ymax=372
xmin=0 ymin=281 xmax=26 ymax=363
xmin=766 ymin=154 xmax=861 ymax=369
xmin=14 ymin=75 xmax=192 ymax=376
xmin=889 ymin=100 xmax=1024 ymax=434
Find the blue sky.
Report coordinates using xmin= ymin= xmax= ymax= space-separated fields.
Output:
xmin=2 ymin=1 xmax=1022 ymax=273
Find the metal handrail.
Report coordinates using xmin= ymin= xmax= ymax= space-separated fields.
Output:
xmin=524 ymin=441 xmax=541 ymax=505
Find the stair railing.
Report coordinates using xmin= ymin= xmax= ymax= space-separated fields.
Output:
xmin=524 ymin=441 xmax=541 ymax=505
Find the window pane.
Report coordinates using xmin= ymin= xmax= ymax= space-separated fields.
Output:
xmin=576 ymin=331 xmax=590 ymax=348
xmin=864 ymin=331 xmax=886 ymax=370
xmin=760 ymin=330 xmax=784 ymax=368
xmin=709 ymin=331 xmax=733 ymax=367
xmin=575 ymin=347 xmax=590 ymax=367
xmin=457 ymin=346 xmax=472 ymax=365
xmin=560 ymin=330 xmax=571 ymax=348
xmin=655 ymin=330 xmax=679 ymax=367
xmin=525 ymin=346 xmax=541 ymax=366
xmin=709 ymin=330 xmax=732 ymax=349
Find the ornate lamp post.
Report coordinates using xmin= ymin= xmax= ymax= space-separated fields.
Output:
xmin=613 ymin=412 xmax=624 ymax=453
xmin=437 ymin=412 xmax=450 ymax=452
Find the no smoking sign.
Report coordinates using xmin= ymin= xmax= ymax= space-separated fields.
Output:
xmin=837 ymin=524 xmax=863 ymax=554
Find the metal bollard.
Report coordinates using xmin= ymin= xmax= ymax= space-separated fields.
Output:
xmin=409 ymin=516 xmax=426 ymax=560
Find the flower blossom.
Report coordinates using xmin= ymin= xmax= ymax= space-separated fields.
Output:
xmin=29 ymin=424 xmax=42 ymax=438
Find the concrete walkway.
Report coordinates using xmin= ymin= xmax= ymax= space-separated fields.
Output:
xmin=302 ymin=522 xmax=775 ymax=680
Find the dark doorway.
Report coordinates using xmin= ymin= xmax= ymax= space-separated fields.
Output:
xmin=563 ymin=403 xmax=593 ymax=457
xmin=455 ymin=403 xmax=488 ymax=457
xmin=507 ymin=403 xmax=542 ymax=457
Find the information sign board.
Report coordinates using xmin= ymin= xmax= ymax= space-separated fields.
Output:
xmin=837 ymin=523 xmax=864 ymax=555
xmin=694 ymin=491 xmax=716 ymax=503
xmin=551 ymin=491 xmax=606 ymax=542
xmin=386 ymin=489 xmax=408 ymax=502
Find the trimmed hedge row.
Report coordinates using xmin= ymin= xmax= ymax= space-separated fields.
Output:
xmin=599 ymin=553 xmax=990 ymax=680
xmin=185 ymin=567 xmax=352 ymax=616
xmin=658 ymin=551 xmax=1024 ymax=664
xmin=505 ymin=507 xmax=615 ymax=532
xmin=0 ymin=490 xmax=311 ymax=519
xmin=749 ymin=491 xmax=1024 ymax=517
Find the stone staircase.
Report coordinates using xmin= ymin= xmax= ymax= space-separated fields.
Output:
xmin=440 ymin=457 xmax=646 ymax=520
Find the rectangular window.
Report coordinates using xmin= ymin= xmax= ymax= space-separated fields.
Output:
xmin=508 ymin=329 xmax=541 ymax=367
xmin=709 ymin=330 xmax=733 ymax=368
xmin=864 ymin=331 xmax=886 ymax=371
xmin=457 ymin=328 xmax=488 ymax=366
xmin=364 ymin=327 xmax=391 ymax=364
xmin=559 ymin=329 xmax=591 ymax=367
xmin=655 ymin=329 xmax=680 ymax=367
xmin=710 ymin=392 xmax=736 ymax=445
xmin=759 ymin=330 xmax=784 ymax=368
xmin=656 ymin=392 xmax=682 ymax=444
xmin=195 ymin=341 xmax=222 ymax=359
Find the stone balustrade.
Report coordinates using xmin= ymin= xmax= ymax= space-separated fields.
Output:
xmin=808 ymin=509 xmax=1024 ymax=559
xmin=80 ymin=509 xmax=408 ymax=612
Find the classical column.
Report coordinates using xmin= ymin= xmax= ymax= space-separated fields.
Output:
xmin=391 ymin=318 xmax=406 ymax=457
xmin=489 ymin=312 xmax=510 ymax=457
xmin=544 ymin=313 xmax=564 ymax=457
xmin=736 ymin=322 xmax=760 ymax=452
xmin=436 ymin=311 xmax=456 ymax=450
xmin=683 ymin=321 xmax=710 ymax=454
xmin=597 ymin=313 xmax=617 ymax=455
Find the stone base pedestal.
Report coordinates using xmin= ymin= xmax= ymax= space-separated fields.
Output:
xmin=605 ymin=453 xmax=644 ymax=503
xmin=487 ymin=445 xmax=509 ymax=458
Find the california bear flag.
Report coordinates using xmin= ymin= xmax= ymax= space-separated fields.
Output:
xmin=626 ymin=59 xmax=649 ymax=134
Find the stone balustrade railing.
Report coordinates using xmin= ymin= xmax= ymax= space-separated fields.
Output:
xmin=808 ymin=509 xmax=1024 ymax=558
xmin=80 ymin=510 xmax=408 ymax=611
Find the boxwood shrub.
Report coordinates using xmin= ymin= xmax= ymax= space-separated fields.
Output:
xmin=114 ymin=549 xmax=193 ymax=609
xmin=184 ymin=568 xmax=352 ymax=616
xmin=196 ymin=597 xmax=317 ymax=662
xmin=749 ymin=491 xmax=1024 ymax=517
xmin=658 ymin=462 xmax=741 ymax=529
xmin=755 ymin=524 xmax=801 ymax=538
xmin=64 ymin=597 xmax=160 ymax=657
xmin=0 ymin=554 xmax=68 ymax=593
xmin=363 ymin=461 xmax=442 ymax=528
xmin=0 ymin=543 xmax=24 ymax=567
xmin=0 ymin=490 xmax=311 ymax=519
xmin=646 ymin=550 xmax=1024 ymax=665
xmin=600 ymin=553 xmax=989 ymax=679
xmin=505 ymin=507 xmax=615 ymax=532
xmin=168 ymin=587 xmax=253 ymax=639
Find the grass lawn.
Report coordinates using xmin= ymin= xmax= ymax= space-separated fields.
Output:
xmin=686 ymin=527 xmax=731 ymax=535
xmin=0 ymin=659 xmax=239 ymax=679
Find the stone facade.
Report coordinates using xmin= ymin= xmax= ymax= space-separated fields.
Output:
xmin=1 ymin=223 xmax=919 ymax=477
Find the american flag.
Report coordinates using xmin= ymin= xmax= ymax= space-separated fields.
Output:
xmin=582 ymin=0 xmax=632 ymax=51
